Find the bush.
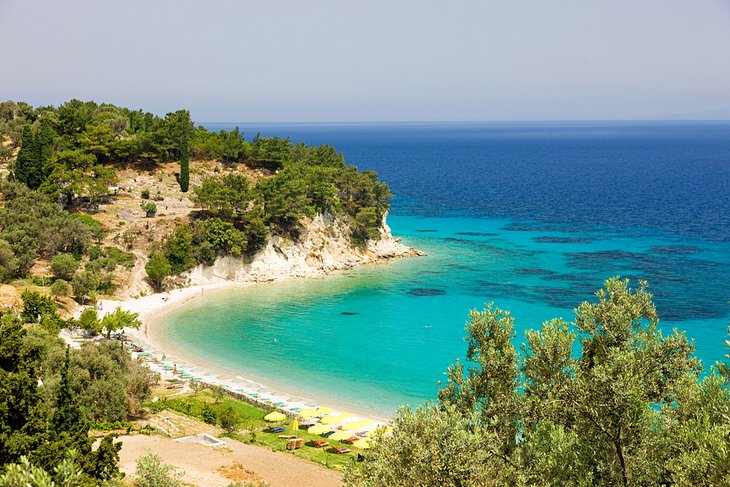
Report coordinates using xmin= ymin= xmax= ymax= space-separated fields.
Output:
xmin=50 ymin=279 xmax=72 ymax=297
xmin=134 ymin=453 xmax=182 ymax=487
xmin=50 ymin=253 xmax=79 ymax=280
xmin=20 ymin=290 xmax=57 ymax=323
xmin=69 ymin=213 xmax=104 ymax=243
xmin=141 ymin=188 xmax=150 ymax=199
xmin=145 ymin=252 xmax=171 ymax=291
xmin=201 ymin=404 xmax=217 ymax=424
xmin=218 ymin=406 xmax=241 ymax=434
xmin=72 ymin=270 xmax=100 ymax=299
xmin=77 ymin=307 xmax=101 ymax=334
xmin=106 ymin=246 xmax=135 ymax=268
xmin=141 ymin=201 xmax=157 ymax=217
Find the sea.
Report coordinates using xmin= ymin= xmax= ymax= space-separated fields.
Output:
xmin=156 ymin=121 xmax=730 ymax=418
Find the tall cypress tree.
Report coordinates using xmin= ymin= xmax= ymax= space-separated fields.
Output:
xmin=13 ymin=125 xmax=38 ymax=188
xmin=13 ymin=122 xmax=54 ymax=190
xmin=179 ymin=129 xmax=189 ymax=192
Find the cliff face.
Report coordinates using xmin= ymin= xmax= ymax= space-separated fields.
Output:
xmin=185 ymin=212 xmax=420 ymax=285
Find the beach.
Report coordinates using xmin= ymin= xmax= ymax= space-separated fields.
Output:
xmin=98 ymin=279 xmax=391 ymax=429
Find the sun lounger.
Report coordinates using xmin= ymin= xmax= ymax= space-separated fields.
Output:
xmin=322 ymin=431 xmax=335 ymax=437
xmin=331 ymin=447 xmax=351 ymax=454
xmin=286 ymin=438 xmax=304 ymax=450
xmin=342 ymin=437 xmax=359 ymax=444
xmin=310 ymin=440 xmax=329 ymax=448
xmin=268 ymin=427 xmax=286 ymax=433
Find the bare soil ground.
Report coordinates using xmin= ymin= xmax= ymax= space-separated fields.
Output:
xmin=118 ymin=433 xmax=343 ymax=487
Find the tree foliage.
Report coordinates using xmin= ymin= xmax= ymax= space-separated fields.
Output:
xmin=345 ymin=278 xmax=730 ymax=486
xmin=0 ymin=181 xmax=92 ymax=277
xmin=99 ymin=308 xmax=141 ymax=339
xmin=0 ymin=316 xmax=126 ymax=483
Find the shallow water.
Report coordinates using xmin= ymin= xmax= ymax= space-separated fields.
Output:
xmin=159 ymin=122 xmax=730 ymax=417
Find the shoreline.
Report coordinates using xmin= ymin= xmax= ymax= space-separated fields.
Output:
xmin=99 ymin=276 xmax=392 ymax=426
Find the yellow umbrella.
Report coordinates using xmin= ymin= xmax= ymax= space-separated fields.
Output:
xmin=307 ymin=424 xmax=331 ymax=434
xmin=353 ymin=438 xmax=371 ymax=449
xmin=297 ymin=408 xmax=318 ymax=418
xmin=264 ymin=411 xmax=286 ymax=422
xmin=315 ymin=407 xmax=332 ymax=415
xmin=329 ymin=430 xmax=354 ymax=441
xmin=343 ymin=420 xmax=374 ymax=432
xmin=291 ymin=417 xmax=299 ymax=432
xmin=320 ymin=413 xmax=352 ymax=425
xmin=365 ymin=426 xmax=392 ymax=437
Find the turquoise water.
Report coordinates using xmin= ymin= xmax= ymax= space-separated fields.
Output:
xmin=158 ymin=214 xmax=730 ymax=417
xmin=160 ymin=122 xmax=730 ymax=417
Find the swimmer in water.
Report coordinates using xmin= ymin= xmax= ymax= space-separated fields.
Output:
xmin=273 ymin=338 xmax=279 ymax=344
xmin=425 ymin=324 xmax=432 ymax=328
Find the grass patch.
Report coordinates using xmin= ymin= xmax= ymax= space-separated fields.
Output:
xmin=147 ymin=390 xmax=366 ymax=471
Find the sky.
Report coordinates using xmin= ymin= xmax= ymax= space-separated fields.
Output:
xmin=1 ymin=0 xmax=729 ymax=122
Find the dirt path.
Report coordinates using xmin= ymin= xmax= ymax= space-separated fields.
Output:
xmin=118 ymin=434 xmax=343 ymax=487
xmin=120 ymin=250 xmax=153 ymax=299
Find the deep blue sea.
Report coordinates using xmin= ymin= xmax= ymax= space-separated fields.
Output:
xmin=158 ymin=122 xmax=730 ymax=417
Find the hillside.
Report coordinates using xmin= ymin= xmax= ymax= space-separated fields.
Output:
xmin=0 ymin=99 xmax=419 ymax=308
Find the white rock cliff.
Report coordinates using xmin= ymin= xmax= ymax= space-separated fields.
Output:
xmin=185 ymin=212 xmax=421 ymax=285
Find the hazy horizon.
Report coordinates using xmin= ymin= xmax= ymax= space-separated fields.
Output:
xmin=1 ymin=0 xmax=729 ymax=122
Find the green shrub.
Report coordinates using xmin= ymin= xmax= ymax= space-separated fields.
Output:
xmin=50 ymin=253 xmax=79 ymax=280
xmin=50 ymin=279 xmax=72 ymax=297
xmin=140 ymin=201 xmax=157 ymax=217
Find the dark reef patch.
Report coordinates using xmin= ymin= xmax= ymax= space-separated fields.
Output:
xmin=503 ymin=222 xmax=602 ymax=234
xmin=649 ymin=245 xmax=703 ymax=255
xmin=541 ymin=273 xmax=590 ymax=283
xmin=503 ymin=222 xmax=557 ymax=232
xmin=515 ymin=268 xmax=556 ymax=276
xmin=455 ymin=232 xmax=499 ymax=237
xmin=340 ymin=312 xmax=359 ymax=316
xmin=565 ymin=250 xmax=730 ymax=321
xmin=415 ymin=229 xmax=438 ymax=233
xmin=533 ymin=236 xmax=600 ymax=244
xmin=444 ymin=237 xmax=472 ymax=243
xmin=478 ymin=244 xmax=542 ymax=258
xmin=408 ymin=288 xmax=447 ymax=296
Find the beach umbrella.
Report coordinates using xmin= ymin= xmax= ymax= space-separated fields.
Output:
xmin=308 ymin=424 xmax=331 ymax=435
xmin=297 ymin=408 xmax=318 ymax=418
xmin=264 ymin=411 xmax=286 ymax=422
xmin=344 ymin=420 xmax=374 ymax=432
xmin=321 ymin=413 xmax=352 ymax=425
xmin=329 ymin=430 xmax=354 ymax=442
xmin=291 ymin=417 xmax=299 ymax=432
xmin=353 ymin=438 xmax=371 ymax=449
xmin=315 ymin=407 xmax=332 ymax=416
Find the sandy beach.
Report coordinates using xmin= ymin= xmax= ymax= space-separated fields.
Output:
xmin=97 ymin=280 xmax=390 ymax=429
